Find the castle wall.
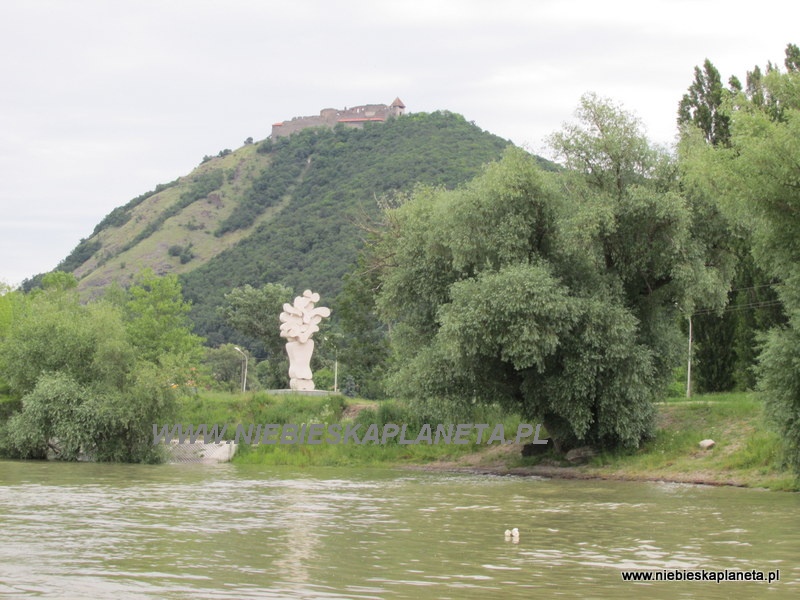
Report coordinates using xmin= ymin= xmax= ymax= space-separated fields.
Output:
xmin=272 ymin=99 xmax=405 ymax=138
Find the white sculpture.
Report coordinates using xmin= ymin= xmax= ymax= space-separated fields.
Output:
xmin=279 ymin=290 xmax=331 ymax=391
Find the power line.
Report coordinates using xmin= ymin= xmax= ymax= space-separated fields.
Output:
xmin=727 ymin=281 xmax=784 ymax=294
xmin=692 ymin=299 xmax=784 ymax=316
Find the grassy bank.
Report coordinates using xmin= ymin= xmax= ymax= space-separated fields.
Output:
xmin=174 ymin=390 xmax=526 ymax=467
xmin=174 ymin=390 xmax=798 ymax=491
xmin=453 ymin=392 xmax=798 ymax=492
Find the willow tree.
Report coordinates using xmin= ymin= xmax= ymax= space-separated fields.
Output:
xmin=0 ymin=271 xmax=203 ymax=462
xmin=372 ymin=94 xmax=734 ymax=451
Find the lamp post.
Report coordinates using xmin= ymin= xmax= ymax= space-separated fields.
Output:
xmin=323 ymin=335 xmax=339 ymax=393
xmin=234 ymin=346 xmax=248 ymax=394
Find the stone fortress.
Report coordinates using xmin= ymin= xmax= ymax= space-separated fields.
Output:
xmin=271 ymin=97 xmax=406 ymax=138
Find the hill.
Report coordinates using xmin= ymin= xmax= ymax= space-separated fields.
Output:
xmin=50 ymin=110 xmax=552 ymax=346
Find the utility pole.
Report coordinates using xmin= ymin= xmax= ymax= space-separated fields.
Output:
xmin=234 ymin=346 xmax=248 ymax=394
xmin=686 ymin=316 xmax=693 ymax=398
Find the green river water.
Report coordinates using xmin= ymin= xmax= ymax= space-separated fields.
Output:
xmin=0 ymin=460 xmax=797 ymax=599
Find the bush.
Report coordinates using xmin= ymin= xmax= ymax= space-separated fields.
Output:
xmin=759 ymin=324 xmax=800 ymax=471
xmin=2 ymin=371 xmax=173 ymax=462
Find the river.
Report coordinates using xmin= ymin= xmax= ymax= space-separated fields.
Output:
xmin=0 ymin=460 xmax=797 ymax=599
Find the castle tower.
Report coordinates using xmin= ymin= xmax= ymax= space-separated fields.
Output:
xmin=390 ymin=97 xmax=406 ymax=117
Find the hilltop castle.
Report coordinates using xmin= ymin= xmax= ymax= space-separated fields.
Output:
xmin=271 ymin=97 xmax=406 ymax=138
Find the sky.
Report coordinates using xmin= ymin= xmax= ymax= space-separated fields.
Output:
xmin=1 ymin=0 xmax=799 ymax=287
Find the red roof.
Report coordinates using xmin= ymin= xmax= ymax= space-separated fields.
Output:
xmin=337 ymin=117 xmax=385 ymax=123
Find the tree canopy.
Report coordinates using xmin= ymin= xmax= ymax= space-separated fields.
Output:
xmin=680 ymin=55 xmax=800 ymax=469
xmin=369 ymin=95 xmax=735 ymax=451
xmin=0 ymin=272 xmax=202 ymax=462
xmin=218 ymin=282 xmax=293 ymax=388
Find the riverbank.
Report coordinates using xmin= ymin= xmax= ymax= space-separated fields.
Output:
xmin=176 ymin=390 xmax=798 ymax=491
xmin=411 ymin=393 xmax=799 ymax=491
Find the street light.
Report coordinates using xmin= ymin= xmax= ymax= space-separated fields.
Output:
xmin=323 ymin=335 xmax=339 ymax=393
xmin=333 ymin=346 xmax=338 ymax=393
xmin=234 ymin=346 xmax=248 ymax=394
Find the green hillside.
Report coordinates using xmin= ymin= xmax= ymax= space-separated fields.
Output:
xmin=54 ymin=110 xmax=552 ymax=347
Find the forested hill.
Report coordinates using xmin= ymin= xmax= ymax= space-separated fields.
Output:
xmin=53 ymin=111 xmax=552 ymax=345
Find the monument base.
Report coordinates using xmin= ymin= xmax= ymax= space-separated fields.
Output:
xmin=290 ymin=377 xmax=315 ymax=391
xmin=266 ymin=389 xmax=339 ymax=396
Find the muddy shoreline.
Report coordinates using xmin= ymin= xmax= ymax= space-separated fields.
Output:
xmin=404 ymin=461 xmax=754 ymax=488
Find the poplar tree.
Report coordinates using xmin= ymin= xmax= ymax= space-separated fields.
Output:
xmin=678 ymin=59 xmax=731 ymax=146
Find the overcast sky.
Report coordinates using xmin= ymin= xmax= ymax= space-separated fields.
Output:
xmin=1 ymin=0 xmax=798 ymax=287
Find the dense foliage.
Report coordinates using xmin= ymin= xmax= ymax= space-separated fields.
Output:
xmin=680 ymin=47 xmax=800 ymax=469
xmin=55 ymin=238 xmax=102 ymax=274
xmin=368 ymin=96 xmax=735 ymax=451
xmin=217 ymin=282 xmax=294 ymax=388
xmin=214 ymin=138 xmax=310 ymax=235
xmin=0 ymin=271 xmax=202 ymax=462
xmin=676 ymin=54 xmax=789 ymax=394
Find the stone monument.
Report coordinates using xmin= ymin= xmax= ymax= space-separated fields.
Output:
xmin=279 ymin=290 xmax=331 ymax=391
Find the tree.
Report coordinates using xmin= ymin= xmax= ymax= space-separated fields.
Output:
xmin=335 ymin=258 xmax=390 ymax=398
xmin=219 ymin=282 xmax=292 ymax=343
xmin=550 ymin=92 xmax=657 ymax=196
xmin=41 ymin=271 xmax=78 ymax=292
xmin=125 ymin=269 xmax=204 ymax=367
xmin=680 ymin=58 xmax=800 ymax=469
xmin=203 ymin=344 xmax=253 ymax=392
xmin=0 ymin=270 xmax=210 ymax=462
xmin=0 ymin=282 xmax=22 ymax=339
xmin=371 ymin=98 xmax=733 ymax=451
xmin=785 ymin=43 xmax=800 ymax=72
xmin=5 ymin=372 xmax=94 ymax=460
xmin=676 ymin=56 xmax=789 ymax=393
xmin=689 ymin=244 xmax=785 ymax=393
xmin=0 ymin=286 xmax=176 ymax=462
xmin=678 ymin=59 xmax=731 ymax=146
xmin=0 ymin=290 xmax=129 ymax=395
xmin=219 ymin=282 xmax=293 ymax=388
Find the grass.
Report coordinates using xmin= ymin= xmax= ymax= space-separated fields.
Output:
xmin=173 ymin=390 xmax=799 ymax=491
xmin=572 ymin=392 xmax=797 ymax=491
xmin=174 ymin=391 xmax=527 ymax=467
xmin=75 ymin=143 xmax=276 ymax=292
xmin=174 ymin=391 xmax=346 ymax=438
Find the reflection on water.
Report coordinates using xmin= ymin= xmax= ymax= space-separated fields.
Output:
xmin=0 ymin=460 xmax=797 ymax=599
